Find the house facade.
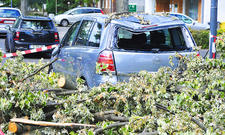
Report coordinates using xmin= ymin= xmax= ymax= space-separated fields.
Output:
xmin=144 ymin=0 xmax=225 ymax=24
xmin=97 ymin=0 xmax=225 ymax=24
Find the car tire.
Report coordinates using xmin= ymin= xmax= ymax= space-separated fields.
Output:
xmin=4 ymin=38 xmax=10 ymax=52
xmin=60 ymin=19 xmax=69 ymax=27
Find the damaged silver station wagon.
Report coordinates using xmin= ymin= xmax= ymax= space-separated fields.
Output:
xmin=50 ymin=13 xmax=197 ymax=88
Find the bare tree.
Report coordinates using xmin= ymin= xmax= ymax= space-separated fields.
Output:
xmin=21 ymin=0 xmax=27 ymax=16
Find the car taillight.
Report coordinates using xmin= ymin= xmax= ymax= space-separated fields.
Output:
xmin=197 ymin=52 xmax=200 ymax=57
xmin=100 ymin=9 xmax=104 ymax=14
xmin=97 ymin=51 xmax=115 ymax=73
xmin=54 ymin=32 xmax=59 ymax=42
xmin=14 ymin=32 xmax=20 ymax=41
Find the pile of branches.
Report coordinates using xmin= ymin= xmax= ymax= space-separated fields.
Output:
xmin=0 ymin=51 xmax=224 ymax=134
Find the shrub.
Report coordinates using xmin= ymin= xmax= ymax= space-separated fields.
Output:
xmin=190 ymin=28 xmax=225 ymax=49
xmin=189 ymin=29 xmax=209 ymax=49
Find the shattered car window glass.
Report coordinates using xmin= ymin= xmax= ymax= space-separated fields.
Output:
xmin=117 ymin=27 xmax=190 ymax=51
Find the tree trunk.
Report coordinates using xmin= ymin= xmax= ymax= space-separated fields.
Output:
xmin=21 ymin=0 xmax=27 ymax=16
xmin=116 ymin=0 xmax=128 ymax=12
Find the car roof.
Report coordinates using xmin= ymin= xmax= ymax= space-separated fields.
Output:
xmin=72 ymin=7 xmax=101 ymax=9
xmin=20 ymin=16 xmax=52 ymax=21
xmin=83 ymin=13 xmax=184 ymax=30
xmin=0 ymin=7 xmax=21 ymax=10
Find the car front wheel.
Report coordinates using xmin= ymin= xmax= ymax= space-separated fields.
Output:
xmin=61 ymin=19 xmax=69 ymax=27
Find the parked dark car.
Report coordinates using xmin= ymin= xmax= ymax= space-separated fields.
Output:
xmin=0 ymin=7 xmax=22 ymax=37
xmin=50 ymin=13 xmax=197 ymax=88
xmin=5 ymin=16 xmax=60 ymax=53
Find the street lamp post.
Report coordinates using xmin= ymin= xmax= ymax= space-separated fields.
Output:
xmin=209 ymin=0 xmax=218 ymax=59
xmin=11 ymin=0 xmax=12 ymax=7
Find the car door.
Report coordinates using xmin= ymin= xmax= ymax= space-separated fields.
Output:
xmin=53 ymin=21 xmax=81 ymax=80
xmin=113 ymin=26 xmax=195 ymax=81
xmin=69 ymin=9 xmax=83 ymax=24
xmin=64 ymin=19 xmax=97 ymax=86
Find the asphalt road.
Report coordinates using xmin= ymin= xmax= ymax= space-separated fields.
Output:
xmin=0 ymin=26 xmax=69 ymax=63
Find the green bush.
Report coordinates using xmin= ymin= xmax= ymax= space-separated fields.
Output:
xmin=190 ymin=29 xmax=209 ymax=49
xmin=190 ymin=28 xmax=225 ymax=49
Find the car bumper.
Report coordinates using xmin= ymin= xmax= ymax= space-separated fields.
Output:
xmin=14 ymin=42 xmax=58 ymax=53
xmin=0 ymin=24 xmax=11 ymax=36
xmin=53 ymin=18 xmax=61 ymax=25
xmin=0 ymin=29 xmax=7 ymax=36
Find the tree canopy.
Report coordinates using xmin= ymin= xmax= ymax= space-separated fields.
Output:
xmin=0 ymin=0 xmax=99 ymax=15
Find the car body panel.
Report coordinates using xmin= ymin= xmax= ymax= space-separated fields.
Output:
xmin=51 ymin=14 xmax=197 ymax=88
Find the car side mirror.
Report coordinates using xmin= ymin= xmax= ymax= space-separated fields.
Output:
xmin=6 ymin=25 xmax=11 ymax=30
xmin=52 ymin=46 xmax=60 ymax=56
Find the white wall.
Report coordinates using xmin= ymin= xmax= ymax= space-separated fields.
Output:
xmin=203 ymin=0 xmax=225 ymax=24
xmin=129 ymin=0 xmax=145 ymax=12
xmin=144 ymin=0 xmax=155 ymax=14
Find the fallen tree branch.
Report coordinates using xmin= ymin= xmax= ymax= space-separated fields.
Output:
xmin=155 ymin=103 xmax=207 ymax=132
xmin=190 ymin=117 xmax=207 ymax=132
xmin=138 ymin=131 xmax=159 ymax=135
xmin=20 ymin=57 xmax=58 ymax=82
xmin=94 ymin=110 xmax=118 ymax=116
xmin=94 ymin=114 xmax=129 ymax=122
xmin=94 ymin=122 xmax=129 ymax=135
xmin=10 ymin=118 xmax=96 ymax=131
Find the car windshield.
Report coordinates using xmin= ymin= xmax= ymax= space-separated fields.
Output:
xmin=63 ymin=9 xmax=74 ymax=14
xmin=117 ymin=27 xmax=193 ymax=51
xmin=0 ymin=9 xmax=21 ymax=18
xmin=21 ymin=20 xmax=54 ymax=30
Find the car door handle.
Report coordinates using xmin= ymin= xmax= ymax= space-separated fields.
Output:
xmin=77 ymin=57 xmax=82 ymax=60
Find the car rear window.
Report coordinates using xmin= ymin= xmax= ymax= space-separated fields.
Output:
xmin=0 ymin=9 xmax=21 ymax=18
xmin=117 ymin=27 xmax=191 ymax=51
xmin=21 ymin=20 xmax=54 ymax=30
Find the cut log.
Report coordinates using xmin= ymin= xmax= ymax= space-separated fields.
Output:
xmin=58 ymin=77 xmax=66 ymax=88
xmin=9 ymin=122 xmax=20 ymax=133
xmin=10 ymin=118 xmax=96 ymax=128
xmin=9 ymin=122 xmax=35 ymax=133
xmin=57 ymin=76 xmax=76 ymax=89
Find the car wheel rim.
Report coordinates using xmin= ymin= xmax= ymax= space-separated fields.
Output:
xmin=62 ymin=20 xmax=68 ymax=26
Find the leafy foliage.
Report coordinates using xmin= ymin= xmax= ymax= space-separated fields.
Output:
xmin=47 ymin=0 xmax=100 ymax=14
xmin=190 ymin=28 xmax=225 ymax=49
xmin=0 ymin=50 xmax=224 ymax=134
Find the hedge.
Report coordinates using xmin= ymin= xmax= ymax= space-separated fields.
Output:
xmin=190 ymin=28 xmax=225 ymax=49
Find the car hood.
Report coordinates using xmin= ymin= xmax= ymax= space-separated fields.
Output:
xmin=188 ymin=22 xmax=210 ymax=30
